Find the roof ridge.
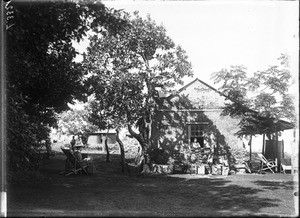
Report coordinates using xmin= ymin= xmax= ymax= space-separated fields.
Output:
xmin=178 ymin=78 xmax=226 ymax=98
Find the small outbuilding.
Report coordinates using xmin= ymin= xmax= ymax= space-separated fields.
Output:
xmin=87 ymin=130 xmax=119 ymax=153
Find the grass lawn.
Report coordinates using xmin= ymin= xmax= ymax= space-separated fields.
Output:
xmin=7 ymin=152 xmax=299 ymax=217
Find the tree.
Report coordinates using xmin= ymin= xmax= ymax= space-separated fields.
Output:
xmin=7 ymin=0 xmax=128 ymax=126
xmin=211 ymin=54 xmax=295 ymax=136
xmin=211 ymin=54 xmax=295 ymax=165
xmin=83 ymin=12 xmax=193 ymax=169
xmin=56 ymin=102 xmax=98 ymax=145
xmin=87 ymin=72 xmax=144 ymax=172
xmin=6 ymin=0 xmax=128 ymax=175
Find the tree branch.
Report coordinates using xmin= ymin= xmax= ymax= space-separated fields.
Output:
xmin=127 ymin=124 xmax=147 ymax=150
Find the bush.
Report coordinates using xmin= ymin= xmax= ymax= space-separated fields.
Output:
xmin=7 ymin=92 xmax=49 ymax=177
xmin=149 ymin=148 xmax=170 ymax=165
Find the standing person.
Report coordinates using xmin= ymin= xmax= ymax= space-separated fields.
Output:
xmin=135 ymin=146 xmax=142 ymax=165
xmin=70 ymin=136 xmax=76 ymax=151
xmin=141 ymin=154 xmax=151 ymax=174
xmin=45 ymin=139 xmax=53 ymax=159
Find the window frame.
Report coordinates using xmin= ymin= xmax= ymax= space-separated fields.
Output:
xmin=187 ymin=122 xmax=208 ymax=147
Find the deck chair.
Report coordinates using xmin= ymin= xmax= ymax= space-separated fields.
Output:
xmin=281 ymin=164 xmax=292 ymax=174
xmin=280 ymin=159 xmax=292 ymax=174
xmin=61 ymin=148 xmax=88 ymax=176
xmin=257 ymin=153 xmax=278 ymax=173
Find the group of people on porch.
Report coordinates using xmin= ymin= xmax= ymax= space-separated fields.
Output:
xmin=191 ymin=137 xmax=212 ymax=149
xmin=190 ymin=137 xmax=214 ymax=165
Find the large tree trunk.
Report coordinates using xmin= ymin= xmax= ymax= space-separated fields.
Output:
xmin=262 ymin=134 xmax=265 ymax=156
xmin=249 ymin=135 xmax=252 ymax=161
xmin=127 ymin=124 xmax=148 ymax=174
xmin=275 ymin=131 xmax=280 ymax=173
xmin=127 ymin=124 xmax=147 ymax=153
xmin=146 ymin=113 xmax=152 ymax=148
xmin=116 ymin=128 xmax=126 ymax=173
xmin=104 ymin=128 xmax=110 ymax=162
xmin=105 ymin=138 xmax=110 ymax=162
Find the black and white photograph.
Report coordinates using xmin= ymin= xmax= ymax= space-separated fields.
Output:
xmin=1 ymin=0 xmax=299 ymax=217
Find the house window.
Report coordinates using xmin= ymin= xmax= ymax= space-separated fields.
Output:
xmin=190 ymin=125 xmax=204 ymax=148
xmin=187 ymin=122 xmax=208 ymax=148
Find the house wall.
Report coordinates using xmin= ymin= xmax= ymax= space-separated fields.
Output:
xmin=201 ymin=110 xmax=242 ymax=149
xmin=152 ymin=109 xmax=243 ymax=162
xmin=179 ymin=79 xmax=226 ymax=109
xmin=86 ymin=129 xmax=141 ymax=156
xmin=87 ymin=133 xmax=119 ymax=153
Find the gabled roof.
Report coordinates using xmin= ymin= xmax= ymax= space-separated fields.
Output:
xmin=169 ymin=78 xmax=239 ymax=106
xmin=178 ymin=78 xmax=225 ymax=97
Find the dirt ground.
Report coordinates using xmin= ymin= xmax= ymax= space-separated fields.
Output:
xmin=7 ymin=152 xmax=299 ymax=217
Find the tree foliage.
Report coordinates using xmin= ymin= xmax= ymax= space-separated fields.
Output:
xmin=211 ymin=54 xmax=296 ymax=136
xmin=6 ymin=0 xmax=128 ymax=174
xmin=56 ymin=102 xmax=98 ymax=145
xmin=83 ymin=12 xmax=193 ymax=157
xmin=7 ymin=0 xmax=127 ymax=125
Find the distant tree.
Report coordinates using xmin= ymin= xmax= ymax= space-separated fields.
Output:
xmin=83 ymin=12 xmax=193 ymax=167
xmin=6 ymin=0 xmax=128 ymax=175
xmin=56 ymin=102 xmax=98 ymax=145
xmin=211 ymin=54 xmax=296 ymax=138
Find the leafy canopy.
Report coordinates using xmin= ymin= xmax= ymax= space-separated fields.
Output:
xmin=56 ymin=101 xmax=98 ymax=144
xmin=7 ymin=0 xmax=128 ymax=126
xmin=83 ymin=11 xmax=193 ymax=149
xmin=211 ymin=54 xmax=295 ymax=136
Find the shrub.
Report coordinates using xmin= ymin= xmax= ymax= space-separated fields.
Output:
xmin=149 ymin=148 xmax=170 ymax=165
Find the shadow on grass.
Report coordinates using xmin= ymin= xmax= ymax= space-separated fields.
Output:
xmin=134 ymin=175 xmax=282 ymax=216
xmin=7 ymin=153 xmax=295 ymax=217
xmin=252 ymin=180 xmax=296 ymax=190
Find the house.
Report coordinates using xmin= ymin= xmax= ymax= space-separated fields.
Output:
xmin=86 ymin=129 xmax=141 ymax=156
xmin=151 ymin=78 xmax=295 ymax=169
xmin=151 ymin=78 xmax=244 ymax=166
xmin=87 ymin=130 xmax=119 ymax=153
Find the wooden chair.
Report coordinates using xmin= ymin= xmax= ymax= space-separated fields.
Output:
xmin=61 ymin=148 xmax=88 ymax=176
xmin=257 ymin=153 xmax=278 ymax=173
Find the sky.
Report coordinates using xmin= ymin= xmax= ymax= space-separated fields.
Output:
xmin=100 ymin=0 xmax=298 ymax=87
xmin=74 ymin=0 xmax=298 ymax=89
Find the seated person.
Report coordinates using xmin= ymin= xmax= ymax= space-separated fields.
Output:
xmin=73 ymin=144 xmax=84 ymax=161
xmin=74 ymin=150 xmax=83 ymax=161
xmin=191 ymin=138 xmax=201 ymax=149
xmin=204 ymin=141 xmax=210 ymax=149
